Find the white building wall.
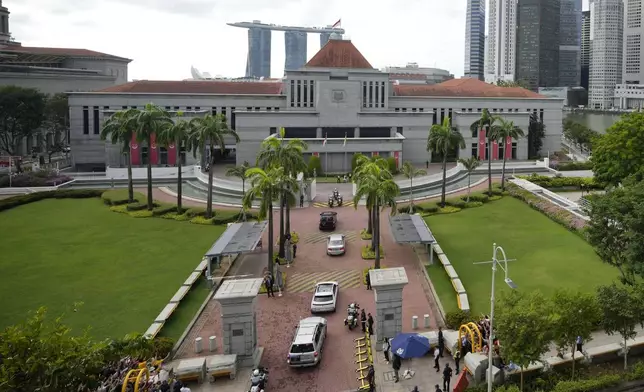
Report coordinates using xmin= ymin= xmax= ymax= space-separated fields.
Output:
xmin=623 ymin=0 xmax=644 ymax=84
xmin=589 ymin=0 xmax=624 ymax=109
xmin=485 ymin=0 xmax=517 ymax=83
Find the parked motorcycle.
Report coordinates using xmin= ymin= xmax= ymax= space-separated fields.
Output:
xmin=328 ymin=196 xmax=334 ymax=208
xmin=337 ymin=196 xmax=343 ymax=206
xmin=249 ymin=367 xmax=268 ymax=391
xmin=344 ymin=303 xmax=360 ymax=330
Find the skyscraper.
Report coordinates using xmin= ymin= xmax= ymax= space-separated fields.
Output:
xmin=245 ymin=25 xmax=271 ymax=78
xmin=559 ymin=0 xmax=582 ymax=87
xmin=464 ymin=0 xmax=486 ymax=80
xmin=623 ymin=0 xmax=644 ymax=84
xmin=320 ymin=32 xmax=331 ymax=48
xmin=284 ymin=31 xmax=307 ymax=71
xmin=581 ymin=10 xmax=591 ymax=90
xmin=515 ymin=0 xmax=561 ymax=91
xmin=485 ymin=0 xmax=517 ymax=83
xmin=588 ymin=0 xmax=623 ymax=109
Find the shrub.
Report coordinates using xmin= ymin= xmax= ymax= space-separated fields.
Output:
xmin=129 ymin=210 xmax=154 ymax=218
xmin=212 ymin=210 xmax=240 ymax=225
xmin=445 ymin=198 xmax=466 ymax=208
xmin=190 ymin=216 xmax=215 ymax=225
xmin=126 ymin=202 xmax=148 ymax=211
xmin=160 ymin=212 xmax=181 ymax=220
xmin=386 ymin=156 xmax=398 ymax=174
xmin=101 ymin=189 xmax=144 ymax=206
xmin=308 ymin=155 xmax=322 ymax=176
xmin=362 ymin=265 xmax=387 ymax=284
xmin=462 ymin=193 xmax=489 ymax=203
xmin=0 ymin=189 xmax=102 ymax=212
xmin=464 ymin=201 xmax=483 ymax=208
xmin=185 ymin=207 xmax=207 ymax=217
xmin=437 ymin=206 xmax=461 ymax=214
xmin=152 ymin=204 xmax=177 ymax=216
xmin=109 ymin=205 xmax=129 ymax=214
xmin=360 ymin=228 xmax=373 ymax=240
xmin=173 ymin=213 xmax=191 ymax=222
xmin=488 ymin=195 xmax=503 ymax=201
xmin=552 ymin=161 xmax=593 ymax=171
xmin=445 ymin=309 xmax=472 ymax=329
xmin=274 ymin=254 xmax=291 ymax=265
xmin=551 ymin=374 xmax=621 ymax=392
xmin=258 ymin=272 xmax=287 ymax=294
xmin=416 ymin=202 xmax=439 ymax=213
xmin=0 ymin=170 xmax=72 ymax=188
xmin=361 ymin=245 xmax=384 ymax=260
xmin=518 ymin=174 xmax=604 ymax=190
xmin=490 ymin=187 xmax=504 ymax=196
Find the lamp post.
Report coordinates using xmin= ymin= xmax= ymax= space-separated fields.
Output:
xmin=475 ymin=243 xmax=517 ymax=392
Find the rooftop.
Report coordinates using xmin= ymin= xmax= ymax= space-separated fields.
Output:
xmin=205 ymin=221 xmax=268 ymax=256
xmin=394 ymin=78 xmax=545 ymax=98
xmin=98 ymin=80 xmax=283 ymax=95
xmin=305 ymin=39 xmax=373 ymax=69
xmin=0 ymin=44 xmax=131 ymax=62
xmin=388 ymin=214 xmax=436 ymax=244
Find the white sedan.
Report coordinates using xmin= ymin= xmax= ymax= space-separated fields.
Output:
xmin=310 ymin=281 xmax=339 ymax=313
xmin=326 ymin=234 xmax=346 ymax=256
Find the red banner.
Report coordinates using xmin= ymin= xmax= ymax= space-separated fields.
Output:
xmin=505 ymin=137 xmax=513 ymax=159
xmin=478 ymin=129 xmax=486 ymax=160
xmin=130 ymin=134 xmax=140 ymax=165
xmin=150 ymin=133 xmax=159 ymax=165
xmin=453 ymin=370 xmax=469 ymax=392
xmin=313 ymin=152 xmax=319 ymax=157
xmin=492 ymin=140 xmax=499 ymax=160
xmin=394 ymin=151 xmax=400 ymax=168
xmin=373 ymin=152 xmax=379 ymax=156
xmin=168 ymin=142 xmax=177 ymax=165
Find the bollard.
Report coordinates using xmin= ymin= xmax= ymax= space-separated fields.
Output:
xmin=209 ymin=336 xmax=217 ymax=352
xmin=424 ymin=314 xmax=430 ymax=328
xmin=412 ymin=315 xmax=418 ymax=330
xmin=195 ymin=337 xmax=203 ymax=354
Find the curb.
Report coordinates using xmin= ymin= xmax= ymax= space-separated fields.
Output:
xmin=159 ymin=187 xmax=258 ymax=209
xmin=414 ymin=246 xmax=447 ymax=327
xmin=169 ymin=253 xmax=240 ymax=358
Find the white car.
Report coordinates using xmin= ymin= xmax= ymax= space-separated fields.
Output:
xmin=326 ymin=234 xmax=346 ymax=256
xmin=310 ymin=281 xmax=339 ymax=313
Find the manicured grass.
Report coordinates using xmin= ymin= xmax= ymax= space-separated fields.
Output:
xmin=425 ymin=197 xmax=618 ymax=315
xmin=158 ymin=277 xmax=212 ymax=340
xmin=0 ymin=198 xmax=224 ymax=340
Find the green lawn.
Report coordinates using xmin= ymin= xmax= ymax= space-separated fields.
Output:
xmin=425 ymin=197 xmax=618 ymax=315
xmin=0 ymin=198 xmax=224 ymax=340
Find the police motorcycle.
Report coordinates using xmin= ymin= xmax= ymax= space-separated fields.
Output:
xmin=249 ymin=367 xmax=268 ymax=392
xmin=344 ymin=302 xmax=361 ymax=330
xmin=328 ymin=195 xmax=335 ymax=208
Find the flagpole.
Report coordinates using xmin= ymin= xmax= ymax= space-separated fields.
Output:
xmin=9 ymin=156 xmax=12 ymax=188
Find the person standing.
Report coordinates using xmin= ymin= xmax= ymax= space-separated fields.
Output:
xmin=434 ymin=384 xmax=442 ymax=392
xmin=365 ymin=271 xmax=372 ymax=290
xmin=300 ymin=194 xmax=304 ymax=207
xmin=453 ymin=350 xmax=461 ymax=374
xmin=366 ymin=364 xmax=375 ymax=392
xmin=442 ymin=363 xmax=453 ymax=392
xmin=264 ymin=275 xmax=274 ymax=298
xmin=361 ymin=309 xmax=367 ymax=333
xmin=382 ymin=337 xmax=391 ymax=363
xmin=438 ymin=327 xmax=445 ymax=357
xmin=367 ymin=313 xmax=374 ymax=336
xmin=293 ymin=243 xmax=297 ymax=258
xmin=433 ymin=346 xmax=440 ymax=372
xmin=576 ymin=336 xmax=583 ymax=353
xmin=392 ymin=353 xmax=401 ymax=383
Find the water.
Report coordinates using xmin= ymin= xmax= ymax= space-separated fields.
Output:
xmin=564 ymin=112 xmax=622 ymax=133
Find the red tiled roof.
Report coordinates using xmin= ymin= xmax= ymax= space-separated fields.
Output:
xmin=0 ymin=44 xmax=130 ymax=61
xmin=98 ymin=80 xmax=283 ymax=95
xmin=305 ymin=39 xmax=373 ymax=69
xmin=393 ymin=78 xmax=545 ymax=98
xmin=389 ymin=73 xmax=427 ymax=80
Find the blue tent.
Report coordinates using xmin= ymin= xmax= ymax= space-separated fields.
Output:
xmin=390 ymin=333 xmax=431 ymax=359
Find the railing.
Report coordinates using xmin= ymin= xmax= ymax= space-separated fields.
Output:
xmin=509 ymin=177 xmax=590 ymax=221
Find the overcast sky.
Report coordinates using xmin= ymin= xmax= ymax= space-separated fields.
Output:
xmin=8 ymin=0 xmax=590 ymax=82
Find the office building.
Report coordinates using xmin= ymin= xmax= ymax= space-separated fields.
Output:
xmin=516 ymin=0 xmax=561 ymax=91
xmin=284 ymin=31 xmax=307 ymax=71
xmin=320 ymin=33 xmax=331 ymax=48
xmin=485 ymin=0 xmax=517 ymax=83
xmin=68 ymin=37 xmax=563 ymax=171
xmin=581 ymin=10 xmax=591 ymax=90
xmin=623 ymin=0 xmax=644 ymax=84
xmin=464 ymin=0 xmax=486 ymax=80
xmin=588 ymin=0 xmax=624 ymax=109
xmin=244 ymin=25 xmax=272 ymax=78
xmin=559 ymin=0 xmax=583 ymax=87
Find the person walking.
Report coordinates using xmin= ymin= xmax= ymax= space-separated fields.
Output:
xmin=361 ymin=309 xmax=367 ymax=333
xmin=383 ymin=337 xmax=391 ymax=363
xmin=453 ymin=350 xmax=461 ymax=374
xmin=300 ymin=194 xmax=304 ymax=207
xmin=433 ymin=346 xmax=440 ymax=372
xmin=438 ymin=327 xmax=445 ymax=357
xmin=442 ymin=363 xmax=453 ymax=392
xmin=367 ymin=313 xmax=374 ymax=336
xmin=366 ymin=364 xmax=375 ymax=392
xmin=576 ymin=336 xmax=583 ymax=354
xmin=293 ymin=243 xmax=297 ymax=258
xmin=392 ymin=353 xmax=402 ymax=383
xmin=365 ymin=271 xmax=372 ymax=290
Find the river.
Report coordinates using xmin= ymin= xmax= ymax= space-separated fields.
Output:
xmin=564 ymin=111 xmax=622 ymax=133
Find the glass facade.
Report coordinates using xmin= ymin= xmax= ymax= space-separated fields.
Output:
xmin=245 ymin=27 xmax=271 ymax=78
xmin=464 ymin=0 xmax=485 ymax=80
xmin=285 ymin=31 xmax=308 ymax=71
xmin=559 ymin=0 xmax=582 ymax=87
xmin=320 ymin=33 xmax=331 ymax=49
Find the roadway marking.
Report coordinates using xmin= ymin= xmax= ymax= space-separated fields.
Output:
xmin=313 ymin=201 xmax=355 ymax=208
xmin=300 ymin=231 xmax=361 ymax=244
xmin=287 ymin=270 xmax=363 ymax=293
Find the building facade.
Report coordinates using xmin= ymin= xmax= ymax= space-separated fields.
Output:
xmin=67 ymin=38 xmax=564 ymax=172
xmin=284 ymin=31 xmax=307 ymax=71
xmin=383 ymin=63 xmax=454 ymax=85
xmin=559 ymin=0 xmax=582 ymax=87
xmin=623 ymin=0 xmax=644 ymax=84
xmin=485 ymin=0 xmax=517 ymax=83
xmin=581 ymin=10 xmax=591 ymax=90
xmin=464 ymin=0 xmax=486 ymax=80
xmin=516 ymin=0 xmax=562 ymax=91
xmin=589 ymin=0 xmax=624 ymax=109
xmin=245 ymin=25 xmax=272 ymax=78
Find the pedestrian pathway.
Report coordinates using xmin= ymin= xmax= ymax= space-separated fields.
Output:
xmin=287 ymin=270 xmax=362 ymax=293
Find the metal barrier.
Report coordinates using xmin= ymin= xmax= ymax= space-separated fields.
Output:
xmin=355 ymin=327 xmax=374 ymax=391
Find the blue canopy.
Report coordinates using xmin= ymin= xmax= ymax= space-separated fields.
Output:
xmin=390 ymin=333 xmax=431 ymax=359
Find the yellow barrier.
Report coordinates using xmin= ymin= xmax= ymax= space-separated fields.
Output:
xmin=458 ymin=322 xmax=483 ymax=353
xmin=121 ymin=368 xmax=150 ymax=392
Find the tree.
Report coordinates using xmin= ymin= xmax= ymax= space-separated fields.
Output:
xmin=489 ymin=118 xmax=525 ymax=190
xmin=0 ymin=85 xmax=46 ymax=157
xmin=586 ymin=181 xmax=644 ymax=286
xmin=226 ymin=161 xmax=251 ymax=221
xmin=42 ymin=93 xmax=70 ymax=163
xmin=562 ymin=119 xmax=599 ymax=150
xmin=100 ymin=109 xmax=139 ymax=203
xmin=591 ymin=111 xmax=644 ymax=186
xmin=188 ymin=114 xmax=240 ymax=218
xmin=495 ymin=79 xmax=529 ymax=89
xmin=351 ymin=152 xmax=365 ymax=172
xmin=495 ymin=290 xmax=552 ymax=391
xmin=470 ymin=109 xmax=497 ymax=195
xmin=158 ymin=112 xmax=193 ymax=213
xmin=401 ymin=161 xmax=426 ymax=212
xmin=353 ymin=154 xmax=388 ymax=236
xmin=308 ymin=155 xmax=322 ymax=177
xmin=550 ymin=289 xmax=601 ymax=379
xmin=428 ymin=117 xmax=466 ymax=207
xmin=596 ymin=283 xmax=644 ymax=370
xmin=457 ymin=156 xmax=481 ymax=202
xmin=527 ymin=113 xmax=545 ymax=159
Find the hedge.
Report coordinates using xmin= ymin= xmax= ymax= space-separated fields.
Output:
xmin=360 ymin=228 xmax=373 ymax=240
xmin=101 ymin=189 xmax=145 ymax=206
xmin=517 ymin=174 xmax=604 ymax=190
xmin=552 ymin=161 xmax=593 ymax=171
xmin=0 ymin=189 xmax=103 ymax=212
xmin=398 ymin=189 xmax=506 ymax=215
xmin=361 ymin=245 xmax=385 ymax=260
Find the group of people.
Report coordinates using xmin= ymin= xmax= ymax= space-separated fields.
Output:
xmin=360 ymin=308 xmax=375 ymax=335
xmin=94 ymin=357 xmax=190 ymax=392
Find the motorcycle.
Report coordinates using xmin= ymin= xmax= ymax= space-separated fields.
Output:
xmin=344 ymin=303 xmax=360 ymax=330
xmin=250 ymin=386 xmax=264 ymax=392
xmin=337 ymin=196 xmax=343 ymax=206
xmin=333 ymin=189 xmax=340 ymax=200
xmin=328 ymin=196 xmax=334 ymax=208
xmin=249 ymin=367 xmax=268 ymax=391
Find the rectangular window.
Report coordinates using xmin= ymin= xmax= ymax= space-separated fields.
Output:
xmin=397 ymin=126 xmax=403 ymax=134
xmin=380 ymin=83 xmax=385 ymax=106
xmin=195 ymin=106 xmax=200 ymax=110
xmin=302 ymin=81 xmax=308 ymax=107
xmin=274 ymin=107 xmax=280 ymax=112
xmin=165 ymin=106 xmax=171 ymax=110
xmin=246 ymin=107 xmax=252 ymax=111
xmin=160 ymin=147 xmax=168 ymax=165
xmin=174 ymin=106 xmax=179 ymax=110
xmin=402 ymin=108 xmax=407 ymax=112
xmin=230 ymin=108 xmax=236 ymax=129
xmin=296 ymin=80 xmax=301 ymax=107
xmin=471 ymin=143 xmax=478 ymax=158
xmin=212 ymin=107 xmax=217 ymax=115
xmin=384 ymin=313 xmax=395 ymax=321
xmin=419 ymin=108 xmax=424 ymax=112
xmin=290 ymin=80 xmax=295 ymax=107
xmin=368 ymin=81 xmax=373 ymax=108
xmin=180 ymin=147 xmax=187 ymax=165
xmin=270 ymin=127 xmax=277 ymax=135
xmin=309 ymin=80 xmax=315 ymax=106
xmin=412 ymin=108 xmax=417 ymax=112
xmin=122 ymin=106 xmax=127 ymax=109
xmin=141 ymin=146 xmax=149 ymax=165
xmin=254 ymin=107 xmax=260 ymax=111
xmin=362 ymin=82 xmax=368 ymax=108
xmin=232 ymin=329 xmax=244 ymax=337
xmin=394 ymin=108 xmax=400 ymax=112
xmin=104 ymin=106 xmax=109 ymax=111
xmin=187 ymin=106 xmax=192 ymax=110
xmin=539 ymin=109 xmax=544 ymax=123
xmin=93 ymin=107 xmax=99 ymax=134
xmin=82 ymin=106 xmax=89 ymax=135
xmin=432 ymin=110 xmax=437 ymax=124
xmin=221 ymin=107 xmax=227 ymax=121
xmin=512 ymin=142 xmax=517 ymax=160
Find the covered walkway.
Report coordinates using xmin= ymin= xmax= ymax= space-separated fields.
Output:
xmin=204 ymin=221 xmax=268 ymax=279
xmin=388 ymin=214 xmax=436 ymax=263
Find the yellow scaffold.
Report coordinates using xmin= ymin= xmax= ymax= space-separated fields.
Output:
xmin=458 ymin=322 xmax=483 ymax=353
xmin=356 ymin=326 xmax=374 ymax=391
xmin=121 ymin=367 xmax=150 ymax=392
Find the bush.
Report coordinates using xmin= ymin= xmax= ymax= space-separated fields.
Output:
xmin=462 ymin=193 xmax=490 ymax=203
xmin=552 ymin=161 xmax=593 ymax=171
xmin=101 ymin=189 xmax=144 ymax=206
xmin=437 ymin=206 xmax=461 ymax=214
xmin=386 ymin=156 xmax=398 ymax=174
xmin=129 ymin=210 xmax=154 ymax=218
xmin=184 ymin=207 xmax=207 ymax=217
xmin=172 ymin=213 xmax=191 ymax=221
xmin=109 ymin=205 xmax=129 ymax=214
xmin=552 ymin=374 xmax=622 ymax=392
xmin=488 ymin=195 xmax=503 ymax=201
xmin=361 ymin=245 xmax=384 ymax=260
xmin=490 ymin=187 xmax=504 ymax=196
xmin=190 ymin=216 xmax=215 ymax=225
xmin=518 ymin=174 xmax=604 ymax=190
xmin=126 ymin=202 xmax=148 ymax=211
xmin=416 ymin=202 xmax=439 ymax=213
xmin=0 ymin=170 xmax=72 ymax=188
xmin=360 ymin=228 xmax=373 ymax=240
xmin=308 ymin=155 xmax=322 ymax=176
xmin=212 ymin=210 xmax=240 ymax=225
xmin=445 ymin=198 xmax=466 ymax=208
xmin=445 ymin=309 xmax=472 ymax=329
xmin=464 ymin=201 xmax=483 ymax=208
xmin=362 ymin=265 xmax=387 ymax=284
xmin=0 ymin=189 xmax=103 ymax=212
xmin=152 ymin=204 xmax=177 ymax=216
xmin=258 ymin=272 xmax=287 ymax=294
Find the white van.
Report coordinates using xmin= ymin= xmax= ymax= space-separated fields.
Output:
xmin=287 ymin=317 xmax=327 ymax=368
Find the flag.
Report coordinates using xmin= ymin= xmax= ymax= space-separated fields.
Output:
xmin=343 ymin=132 xmax=347 ymax=147
xmin=323 ymin=133 xmax=327 ymax=147
xmin=332 ymin=19 xmax=341 ymax=28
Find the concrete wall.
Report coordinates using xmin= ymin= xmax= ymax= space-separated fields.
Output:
xmin=0 ymin=72 xmax=119 ymax=95
xmin=62 ymin=58 xmax=129 ymax=85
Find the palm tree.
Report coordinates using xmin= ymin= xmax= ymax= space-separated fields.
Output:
xmin=490 ymin=118 xmax=525 ymax=190
xmin=401 ymin=161 xmax=427 ymax=213
xmin=100 ymin=108 xmax=139 ymax=203
xmin=226 ymin=161 xmax=251 ymax=221
xmin=131 ymin=103 xmax=173 ymax=210
xmin=470 ymin=108 xmax=497 ymax=195
xmin=427 ymin=117 xmax=466 ymax=207
xmin=353 ymin=155 xmax=389 ymax=237
xmin=158 ymin=113 xmax=193 ymax=213
xmin=256 ymin=129 xmax=307 ymax=257
xmin=188 ymin=114 xmax=240 ymax=218
xmin=458 ymin=156 xmax=482 ymax=202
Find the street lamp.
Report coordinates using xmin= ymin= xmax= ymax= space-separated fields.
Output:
xmin=474 ymin=243 xmax=518 ymax=392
